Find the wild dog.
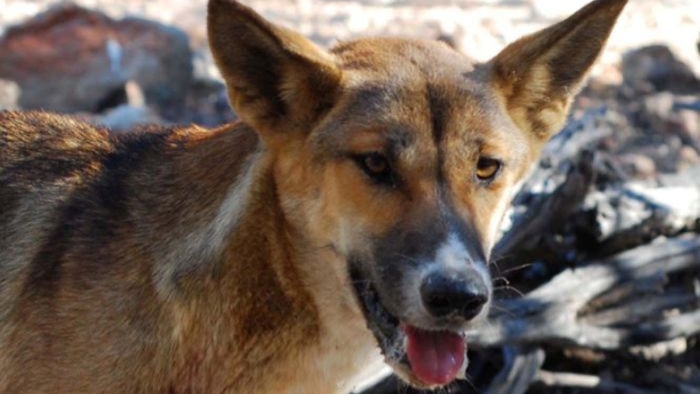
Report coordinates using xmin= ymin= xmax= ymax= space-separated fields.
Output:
xmin=0 ymin=0 xmax=626 ymax=392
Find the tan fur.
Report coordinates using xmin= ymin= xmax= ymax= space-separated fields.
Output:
xmin=0 ymin=0 xmax=625 ymax=392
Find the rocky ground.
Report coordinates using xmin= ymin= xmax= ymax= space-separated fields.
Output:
xmin=1 ymin=1 xmax=699 ymax=393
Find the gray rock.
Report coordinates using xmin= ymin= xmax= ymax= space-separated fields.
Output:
xmin=622 ymin=45 xmax=700 ymax=94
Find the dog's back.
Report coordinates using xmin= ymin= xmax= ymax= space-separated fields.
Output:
xmin=0 ymin=111 xmax=265 ymax=392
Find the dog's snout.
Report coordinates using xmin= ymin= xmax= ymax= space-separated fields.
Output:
xmin=420 ymin=271 xmax=488 ymax=320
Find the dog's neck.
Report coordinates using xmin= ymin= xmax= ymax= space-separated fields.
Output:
xmin=146 ymin=124 xmax=377 ymax=391
xmin=148 ymin=123 xmax=316 ymax=310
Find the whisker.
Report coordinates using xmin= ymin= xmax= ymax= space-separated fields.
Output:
xmin=491 ymin=276 xmax=510 ymax=286
xmin=461 ymin=373 xmax=478 ymax=393
xmin=487 ymin=304 xmax=517 ymax=317
xmin=390 ymin=252 xmax=422 ymax=265
xmin=492 ymin=285 xmax=525 ymax=298
xmin=500 ymin=262 xmax=535 ymax=275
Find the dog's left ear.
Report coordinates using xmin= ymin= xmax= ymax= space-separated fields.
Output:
xmin=489 ymin=0 xmax=627 ymax=140
xmin=207 ymin=0 xmax=341 ymax=137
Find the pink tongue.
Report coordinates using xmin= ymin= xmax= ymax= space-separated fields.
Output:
xmin=403 ymin=325 xmax=465 ymax=386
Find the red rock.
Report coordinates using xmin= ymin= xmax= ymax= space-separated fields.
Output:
xmin=0 ymin=4 xmax=192 ymax=120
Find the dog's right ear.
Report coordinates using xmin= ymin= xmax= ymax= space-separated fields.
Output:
xmin=208 ymin=0 xmax=341 ymax=138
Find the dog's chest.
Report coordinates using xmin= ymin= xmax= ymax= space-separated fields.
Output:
xmin=293 ymin=320 xmax=384 ymax=394
xmin=324 ymin=323 xmax=383 ymax=393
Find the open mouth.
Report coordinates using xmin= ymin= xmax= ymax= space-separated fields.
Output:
xmin=349 ymin=267 xmax=468 ymax=387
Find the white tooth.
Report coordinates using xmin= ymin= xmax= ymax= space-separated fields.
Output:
xmin=456 ymin=355 xmax=469 ymax=380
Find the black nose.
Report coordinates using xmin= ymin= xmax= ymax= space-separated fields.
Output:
xmin=420 ymin=272 xmax=489 ymax=320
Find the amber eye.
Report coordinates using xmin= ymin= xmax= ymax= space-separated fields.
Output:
xmin=363 ymin=153 xmax=388 ymax=175
xmin=353 ymin=152 xmax=395 ymax=186
xmin=476 ymin=157 xmax=501 ymax=181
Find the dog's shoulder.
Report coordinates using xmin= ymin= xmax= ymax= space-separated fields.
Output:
xmin=0 ymin=111 xmax=193 ymax=186
xmin=0 ymin=110 xmax=112 ymax=155
xmin=0 ymin=111 xmax=183 ymax=255
xmin=0 ymin=111 xmax=113 ymax=184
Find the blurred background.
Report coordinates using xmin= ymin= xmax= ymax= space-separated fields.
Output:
xmin=1 ymin=0 xmax=698 ymax=131
xmin=1 ymin=1 xmax=699 ymax=393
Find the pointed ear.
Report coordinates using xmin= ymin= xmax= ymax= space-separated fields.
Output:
xmin=489 ymin=0 xmax=626 ymax=139
xmin=207 ymin=0 xmax=341 ymax=136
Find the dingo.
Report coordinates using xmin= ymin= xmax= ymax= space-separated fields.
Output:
xmin=0 ymin=0 xmax=626 ymax=392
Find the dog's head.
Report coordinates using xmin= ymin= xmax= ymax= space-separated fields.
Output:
xmin=208 ymin=0 xmax=626 ymax=388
